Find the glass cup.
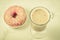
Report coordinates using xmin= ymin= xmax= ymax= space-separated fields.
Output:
xmin=29 ymin=6 xmax=54 ymax=39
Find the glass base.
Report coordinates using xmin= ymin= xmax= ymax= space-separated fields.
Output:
xmin=30 ymin=26 xmax=47 ymax=39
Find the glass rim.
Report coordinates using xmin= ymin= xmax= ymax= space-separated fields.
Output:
xmin=29 ymin=6 xmax=51 ymax=26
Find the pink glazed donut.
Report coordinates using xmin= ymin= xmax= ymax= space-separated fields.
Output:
xmin=4 ymin=5 xmax=27 ymax=28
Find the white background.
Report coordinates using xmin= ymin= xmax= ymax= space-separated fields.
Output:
xmin=0 ymin=0 xmax=60 ymax=40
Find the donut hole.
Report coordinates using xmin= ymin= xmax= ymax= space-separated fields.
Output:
xmin=12 ymin=12 xmax=17 ymax=18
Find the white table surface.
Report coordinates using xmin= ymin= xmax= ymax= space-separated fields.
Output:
xmin=0 ymin=0 xmax=60 ymax=40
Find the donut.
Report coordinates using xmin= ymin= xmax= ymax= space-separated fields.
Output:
xmin=4 ymin=5 xmax=27 ymax=28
